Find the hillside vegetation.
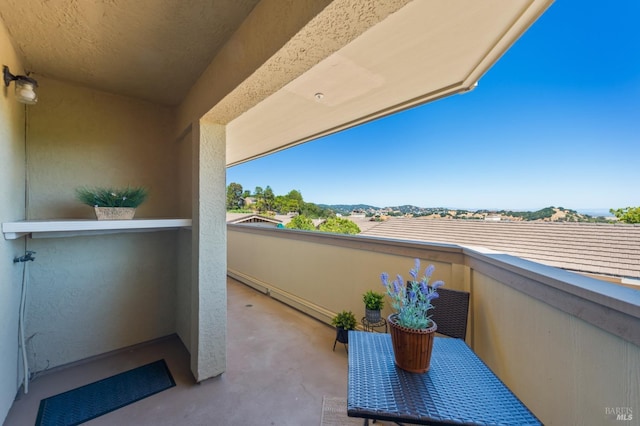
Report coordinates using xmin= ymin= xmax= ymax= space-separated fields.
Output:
xmin=322 ymin=205 xmax=612 ymax=223
xmin=228 ymin=183 xmax=620 ymax=223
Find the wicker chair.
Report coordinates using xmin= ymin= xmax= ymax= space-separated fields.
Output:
xmin=430 ymin=287 xmax=470 ymax=339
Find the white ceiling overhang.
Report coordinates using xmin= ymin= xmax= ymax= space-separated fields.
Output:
xmin=226 ymin=0 xmax=553 ymax=166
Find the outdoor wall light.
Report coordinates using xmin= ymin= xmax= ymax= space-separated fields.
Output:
xmin=3 ymin=65 xmax=38 ymax=104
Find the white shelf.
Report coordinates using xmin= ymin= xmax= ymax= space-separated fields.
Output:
xmin=2 ymin=218 xmax=192 ymax=240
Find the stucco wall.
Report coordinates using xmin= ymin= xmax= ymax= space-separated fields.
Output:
xmin=176 ymin=128 xmax=192 ymax=349
xmin=227 ymin=227 xmax=459 ymax=325
xmin=26 ymin=233 xmax=178 ymax=372
xmin=26 ymin=77 xmax=178 ymax=219
xmin=0 ymin=21 xmax=28 ymax=423
xmin=472 ymin=272 xmax=640 ymax=425
xmin=189 ymin=121 xmax=227 ymax=381
xmin=23 ymin=78 xmax=181 ymax=372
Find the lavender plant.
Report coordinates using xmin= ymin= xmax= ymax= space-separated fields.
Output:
xmin=380 ymin=259 xmax=444 ymax=329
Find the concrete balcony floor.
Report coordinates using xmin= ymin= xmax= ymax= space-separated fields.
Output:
xmin=5 ymin=278 xmax=350 ymax=425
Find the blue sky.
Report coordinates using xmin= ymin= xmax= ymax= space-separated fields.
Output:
xmin=227 ymin=1 xmax=639 ymax=212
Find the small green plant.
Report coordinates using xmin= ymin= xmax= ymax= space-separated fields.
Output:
xmin=331 ymin=310 xmax=357 ymax=330
xmin=76 ymin=186 xmax=149 ymax=208
xmin=362 ymin=290 xmax=385 ymax=310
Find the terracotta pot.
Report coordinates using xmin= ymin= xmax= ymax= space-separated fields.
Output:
xmin=388 ymin=314 xmax=437 ymax=373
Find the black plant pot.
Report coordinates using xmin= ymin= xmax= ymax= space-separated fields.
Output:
xmin=365 ymin=308 xmax=381 ymax=323
xmin=336 ymin=327 xmax=349 ymax=344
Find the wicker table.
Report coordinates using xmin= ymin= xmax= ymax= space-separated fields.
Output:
xmin=347 ymin=331 xmax=542 ymax=425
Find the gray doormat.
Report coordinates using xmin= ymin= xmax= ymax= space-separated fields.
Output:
xmin=321 ymin=396 xmax=390 ymax=426
xmin=35 ymin=359 xmax=175 ymax=426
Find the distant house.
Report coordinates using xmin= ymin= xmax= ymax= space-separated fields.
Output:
xmin=242 ymin=197 xmax=256 ymax=207
xmin=485 ymin=214 xmax=502 ymax=221
xmin=227 ymin=214 xmax=282 ymax=228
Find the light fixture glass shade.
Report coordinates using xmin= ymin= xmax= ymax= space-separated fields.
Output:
xmin=15 ymin=80 xmax=37 ymax=104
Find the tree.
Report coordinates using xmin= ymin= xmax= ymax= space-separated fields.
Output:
xmin=285 ymin=214 xmax=315 ymax=231
xmin=226 ymin=182 xmax=244 ymax=210
xmin=263 ymin=186 xmax=275 ymax=212
xmin=610 ymin=206 xmax=640 ymax=224
xmin=253 ymin=186 xmax=265 ymax=212
xmin=286 ymin=189 xmax=303 ymax=203
xmin=318 ymin=217 xmax=361 ymax=235
xmin=301 ymin=201 xmax=333 ymax=218
xmin=253 ymin=186 xmax=264 ymax=204
xmin=274 ymin=195 xmax=299 ymax=214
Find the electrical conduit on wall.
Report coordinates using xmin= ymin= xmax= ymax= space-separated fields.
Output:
xmin=20 ymin=103 xmax=31 ymax=393
xmin=13 ymin=250 xmax=36 ymax=394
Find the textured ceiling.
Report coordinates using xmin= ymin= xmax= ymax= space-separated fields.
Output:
xmin=0 ymin=0 xmax=260 ymax=105
xmin=1 ymin=0 xmax=554 ymax=166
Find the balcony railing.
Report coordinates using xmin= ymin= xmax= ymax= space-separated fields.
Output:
xmin=228 ymin=224 xmax=640 ymax=426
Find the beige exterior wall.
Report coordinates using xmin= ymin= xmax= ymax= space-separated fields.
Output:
xmin=176 ymin=128 xmax=193 ymax=350
xmin=473 ymin=272 xmax=639 ymax=425
xmin=227 ymin=226 xmax=640 ymax=426
xmin=228 ymin=227 xmax=463 ymax=328
xmin=23 ymin=78 xmax=181 ymax=372
xmin=189 ymin=121 xmax=227 ymax=381
xmin=26 ymin=77 xmax=178 ymax=220
xmin=0 ymin=20 xmax=27 ymax=421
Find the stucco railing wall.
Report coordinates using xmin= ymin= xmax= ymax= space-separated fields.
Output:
xmin=228 ymin=225 xmax=469 ymax=329
xmin=228 ymin=224 xmax=640 ymax=425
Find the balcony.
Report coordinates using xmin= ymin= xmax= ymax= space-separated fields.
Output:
xmin=5 ymin=225 xmax=639 ymax=425
xmin=226 ymin=225 xmax=640 ymax=424
xmin=2 ymin=2 xmax=566 ymax=424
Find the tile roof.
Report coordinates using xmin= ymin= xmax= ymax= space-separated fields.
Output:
xmin=359 ymin=218 xmax=640 ymax=280
xmin=227 ymin=213 xmax=282 ymax=225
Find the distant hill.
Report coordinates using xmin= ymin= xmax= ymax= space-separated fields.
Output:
xmin=317 ymin=204 xmax=379 ymax=215
xmin=318 ymin=204 xmax=612 ymax=223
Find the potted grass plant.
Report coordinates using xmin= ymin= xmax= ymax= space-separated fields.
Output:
xmin=362 ymin=290 xmax=385 ymax=323
xmin=380 ymin=259 xmax=444 ymax=373
xmin=76 ymin=186 xmax=148 ymax=220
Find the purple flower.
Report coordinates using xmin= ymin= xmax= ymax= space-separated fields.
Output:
xmin=380 ymin=272 xmax=389 ymax=286
xmin=392 ymin=279 xmax=401 ymax=294
xmin=419 ymin=281 xmax=428 ymax=294
xmin=409 ymin=268 xmax=417 ymax=281
xmin=425 ymin=264 xmax=435 ymax=278
xmin=427 ymin=291 xmax=439 ymax=301
xmin=432 ymin=280 xmax=444 ymax=290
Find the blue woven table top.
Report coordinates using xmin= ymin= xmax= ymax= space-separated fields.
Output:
xmin=347 ymin=331 xmax=542 ymax=425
